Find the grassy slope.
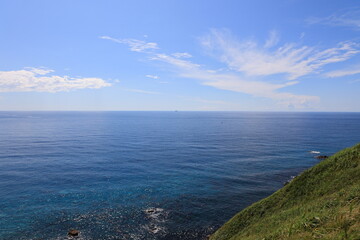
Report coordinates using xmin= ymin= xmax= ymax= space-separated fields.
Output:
xmin=210 ymin=144 xmax=360 ymax=240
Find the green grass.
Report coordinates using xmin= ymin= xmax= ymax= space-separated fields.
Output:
xmin=210 ymin=143 xmax=360 ymax=240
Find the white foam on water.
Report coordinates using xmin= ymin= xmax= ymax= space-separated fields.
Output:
xmin=143 ymin=207 xmax=168 ymax=234
xmin=144 ymin=207 xmax=165 ymax=220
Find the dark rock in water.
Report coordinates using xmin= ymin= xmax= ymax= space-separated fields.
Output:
xmin=145 ymin=208 xmax=156 ymax=214
xmin=68 ymin=229 xmax=79 ymax=237
xmin=144 ymin=207 xmax=164 ymax=218
xmin=148 ymin=224 xmax=161 ymax=234
xmin=315 ymin=155 xmax=328 ymax=159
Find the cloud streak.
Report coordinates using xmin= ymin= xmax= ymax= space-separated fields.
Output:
xmin=101 ymin=30 xmax=360 ymax=109
xmin=172 ymin=52 xmax=192 ymax=58
xmin=325 ymin=64 xmax=360 ymax=77
xmin=307 ymin=9 xmax=360 ymax=30
xmin=100 ymin=36 xmax=158 ymax=52
xmin=200 ymin=29 xmax=359 ymax=80
xmin=145 ymin=75 xmax=159 ymax=79
xmin=152 ymin=53 xmax=319 ymax=108
xmin=0 ymin=68 xmax=111 ymax=92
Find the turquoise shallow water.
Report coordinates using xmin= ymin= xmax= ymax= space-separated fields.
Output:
xmin=0 ymin=111 xmax=359 ymax=239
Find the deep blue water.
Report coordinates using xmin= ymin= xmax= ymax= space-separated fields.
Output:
xmin=0 ymin=111 xmax=359 ymax=240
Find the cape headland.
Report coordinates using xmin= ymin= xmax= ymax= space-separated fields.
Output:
xmin=210 ymin=143 xmax=360 ymax=240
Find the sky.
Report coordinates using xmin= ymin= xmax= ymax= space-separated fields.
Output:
xmin=1 ymin=0 xmax=360 ymax=111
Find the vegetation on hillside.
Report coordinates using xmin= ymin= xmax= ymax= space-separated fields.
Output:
xmin=210 ymin=144 xmax=360 ymax=240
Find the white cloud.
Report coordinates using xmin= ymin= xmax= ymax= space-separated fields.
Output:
xmin=151 ymin=53 xmax=200 ymax=70
xmin=200 ymin=29 xmax=359 ymax=80
xmin=307 ymin=9 xmax=360 ymax=30
xmin=100 ymin=36 xmax=158 ymax=52
xmin=145 ymin=75 xmax=159 ymax=79
xmin=103 ymin=32 xmax=322 ymax=108
xmin=172 ymin=52 xmax=193 ymax=58
xmin=325 ymin=64 xmax=360 ymax=77
xmin=264 ymin=30 xmax=279 ymax=48
xmin=102 ymin=30 xmax=360 ymax=108
xmin=152 ymin=53 xmax=319 ymax=108
xmin=0 ymin=68 xmax=111 ymax=92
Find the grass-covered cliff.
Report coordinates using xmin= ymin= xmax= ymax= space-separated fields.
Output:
xmin=210 ymin=144 xmax=360 ymax=240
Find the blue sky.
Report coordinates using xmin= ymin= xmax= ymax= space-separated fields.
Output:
xmin=1 ymin=0 xmax=360 ymax=111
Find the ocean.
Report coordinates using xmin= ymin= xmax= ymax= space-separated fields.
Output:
xmin=0 ymin=111 xmax=359 ymax=240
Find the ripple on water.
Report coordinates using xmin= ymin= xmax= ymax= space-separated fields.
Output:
xmin=1 ymin=112 xmax=360 ymax=239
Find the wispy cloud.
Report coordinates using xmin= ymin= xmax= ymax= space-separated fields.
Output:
xmin=123 ymin=88 xmax=159 ymax=95
xmin=307 ymin=8 xmax=360 ymax=30
xmin=151 ymin=53 xmax=200 ymax=70
xmin=0 ymin=68 xmax=111 ymax=92
xmin=172 ymin=52 xmax=192 ymax=58
xmin=101 ymin=30 xmax=360 ymax=109
xmin=145 ymin=74 xmax=159 ymax=79
xmin=152 ymin=53 xmax=319 ymax=108
xmin=200 ymin=29 xmax=359 ymax=80
xmin=264 ymin=30 xmax=280 ymax=48
xmin=100 ymin=36 xmax=158 ymax=52
xmin=325 ymin=64 xmax=360 ymax=77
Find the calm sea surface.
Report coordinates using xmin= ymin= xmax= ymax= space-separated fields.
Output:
xmin=0 ymin=112 xmax=359 ymax=239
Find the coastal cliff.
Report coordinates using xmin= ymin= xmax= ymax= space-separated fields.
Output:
xmin=210 ymin=144 xmax=360 ymax=240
